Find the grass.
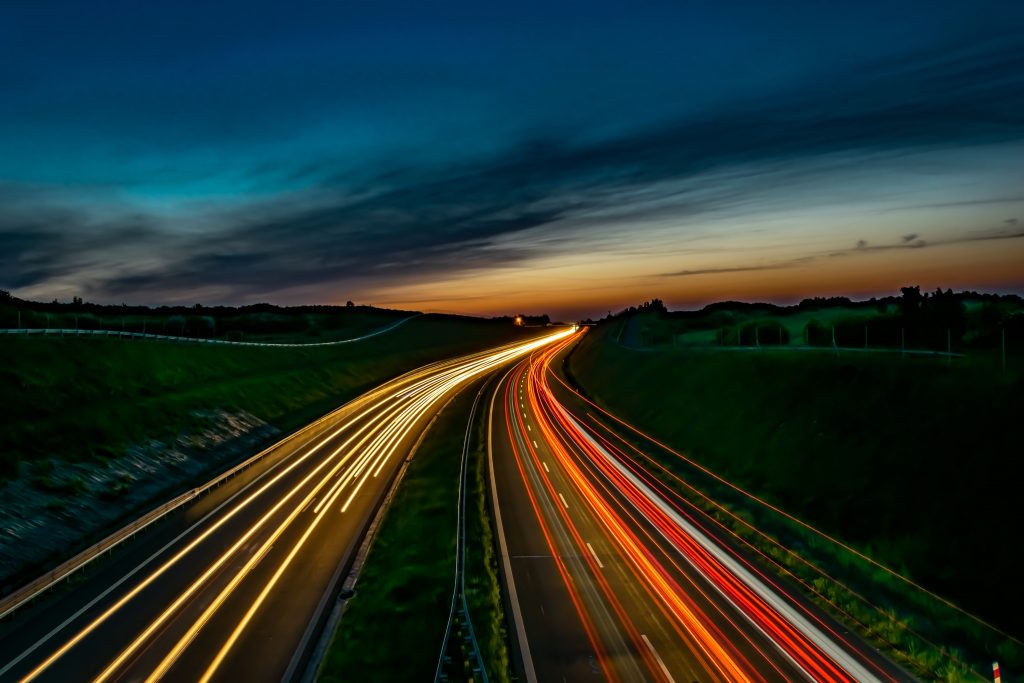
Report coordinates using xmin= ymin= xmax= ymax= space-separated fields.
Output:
xmin=566 ymin=319 xmax=1024 ymax=676
xmin=317 ymin=387 xmax=471 ymax=682
xmin=0 ymin=301 xmax=412 ymax=343
xmin=0 ymin=314 xmax=534 ymax=480
xmin=317 ymin=376 xmax=514 ymax=682
xmin=464 ymin=383 xmax=512 ymax=683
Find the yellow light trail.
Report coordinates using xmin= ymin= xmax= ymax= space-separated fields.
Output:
xmin=17 ymin=329 xmax=570 ymax=683
xmin=192 ymin=329 xmax=573 ymax=682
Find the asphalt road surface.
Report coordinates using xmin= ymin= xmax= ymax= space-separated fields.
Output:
xmin=0 ymin=327 xmax=572 ymax=683
xmin=488 ymin=331 xmax=914 ymax=683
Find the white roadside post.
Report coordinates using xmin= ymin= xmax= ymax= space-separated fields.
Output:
xmin=993 ymin=661 xmax=1001 ymax=683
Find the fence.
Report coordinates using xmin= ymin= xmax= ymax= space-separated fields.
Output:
xmin=0 ymin=314 xmax=420 ymax=348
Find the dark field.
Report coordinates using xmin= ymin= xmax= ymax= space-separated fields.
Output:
xmin=317 ymin=386 xmax=467 ymax=682
xmin=0 ymin=314 xmax=533 ymax=479
xmin=566 ymin=314 xmax=1023 ymax=672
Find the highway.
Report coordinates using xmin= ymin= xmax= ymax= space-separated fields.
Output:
xmin=488 ymin=330 xmax=914 ymax=682
xmin=0 ymin=327 xmax=572 ymax=683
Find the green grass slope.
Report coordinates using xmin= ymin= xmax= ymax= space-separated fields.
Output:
xmin=317 ymin=386 xmax=470 ymax=682
xmin=567 ymin=320 xmax=1024 ymax=651
xmin=0 ymin=314 xmax=532 ymax=479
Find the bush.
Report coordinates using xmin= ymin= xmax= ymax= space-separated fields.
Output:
xmin=739 ymin=321 xmax=789 ymax=345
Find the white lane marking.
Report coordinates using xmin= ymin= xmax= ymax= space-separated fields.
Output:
xmin=558 ymin=493 xmax=569 ymax=509
xmin=532 ymin=440 xmax=538 ymax=448
xmin=586 ymin=542 xmax=604 ymax=569
xmin=527 ymin=424 xmax=531 ymax=431
xmin=641 ymin=635 xmax=675 ymax=683
xmin=565 ymin=412 xmax=879 ymax=682
xmin=542 ymin=462 xmax=550 ymax=473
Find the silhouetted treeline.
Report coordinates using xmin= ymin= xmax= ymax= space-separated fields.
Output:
xmin=804 ymin=286 xmax=1023 ymax=351
xmin=0 ymin=291 xmax=417 ymax=338
xmin=602 ymin=287 xmax=1024 ymax=352
xmin=0 ymin=291 xmax=546 ymax=339
xmin=493 ymin=313 xmax=552 ymax=326
xmin=0 ymin=291 xmax=413 ymax=319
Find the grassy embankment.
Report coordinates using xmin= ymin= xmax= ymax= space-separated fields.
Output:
xmin=566 ymin=316 xmax=1023 ymax=679
xmin=0 ymin=298 xmax=413 ymax=343
xmin=0 ymin=314 xmax=532 ymax=481
xmin=464 ymin=380 xmax=513 ymax=682
xmin=318 ymin=381 xmax=511 ymax=682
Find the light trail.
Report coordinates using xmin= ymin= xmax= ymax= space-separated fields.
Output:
xmin=9 ymin=327 xmax=571 ymax=683
xmin=494 ymin=330 xmax=911 ymax=682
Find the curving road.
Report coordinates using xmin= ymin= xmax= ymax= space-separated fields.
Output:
xmin=488 ymin=330 xmax=914 ymax=682
xmin=0 ymin=327 xmax=572 ymax=683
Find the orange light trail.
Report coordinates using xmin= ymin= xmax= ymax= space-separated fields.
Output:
xmin=500 ymin=329 xmax=906 ymax=682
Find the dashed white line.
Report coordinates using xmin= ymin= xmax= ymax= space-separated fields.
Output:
xmin=586 ymin=542 xmax=604 ymax=569
xmin=558 ymin=493 xmax=569 ymax=509
xmin=532 ymin=440 xmax=538 ymax=448
xmin=642 ymin=635 xmax=675 ymax=682
xmin=542 ymin=462 xmax=550 ymax=473
xmin=527 ymin=424 xmax=531 ymax=431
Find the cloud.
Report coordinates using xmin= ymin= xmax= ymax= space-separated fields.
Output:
xmin=831 ymin=228 xmax=1024 ymax=258
xmin=661 ymin=263 xmax=795 ymax=278
xmin=3 ymin=32 xmax=1024 ymax=304
xmin=663 ymin=228 xmax=1024 ymax=281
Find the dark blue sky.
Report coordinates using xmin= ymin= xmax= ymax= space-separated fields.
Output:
xmin=2 ymin=1 xmax=1023 ymax=317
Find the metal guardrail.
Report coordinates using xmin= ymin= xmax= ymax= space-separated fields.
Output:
xmin=0 ymin=382 xmax=379 ymax=621
xmin=435 ymin=380 xmax=490 ymax=683
xmin=295 ymin=393 xmax=460 ymax=683
xmin=0 ymin=488 xmax=199 ymax=620
xmin=0 ymin=314 xmax=420 ymax=347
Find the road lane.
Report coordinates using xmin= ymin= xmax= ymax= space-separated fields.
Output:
xmin=489 ymin=332 xmax=913 ymax=682
xmin=0 ymin=327 xmax=572 ymax=683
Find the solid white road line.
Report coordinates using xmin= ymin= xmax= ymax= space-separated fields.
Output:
xmin=641 ymin=635 xmax=676 ymax=683
xmin=565 ymin=412 xmax=880 ymax=682
xmin=586 ymin=542 xmax=604 ymax=569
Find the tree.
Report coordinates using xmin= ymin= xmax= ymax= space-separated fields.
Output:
xmin=900 ymin=285 xmax=922 ymax=308
xmin=346 ymin=300 xmax=354 ymax=307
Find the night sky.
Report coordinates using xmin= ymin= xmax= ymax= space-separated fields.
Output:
xmin=2 ymin=1 xmax=1023 ymax=319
